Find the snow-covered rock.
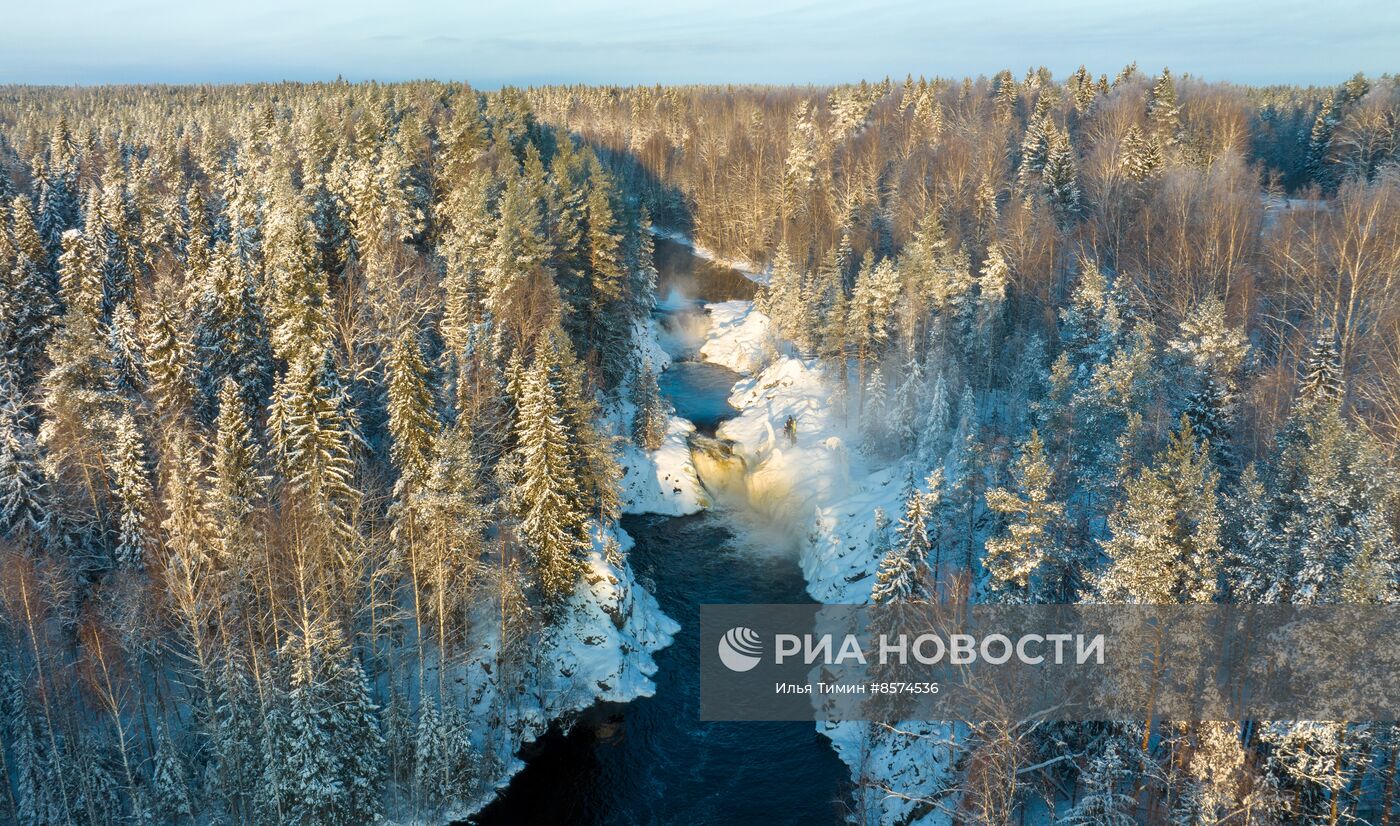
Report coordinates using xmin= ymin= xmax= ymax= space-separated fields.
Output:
xmin=698 ymin=300 xmax=781 ymax=374
xmin=449 ymin=524 xmax=679 ymax=822
xmin=618 ymin=414 xmax=708 ymax=516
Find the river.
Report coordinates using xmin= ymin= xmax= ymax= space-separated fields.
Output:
xmin=472 ymin=238 xmax=850 ymax=824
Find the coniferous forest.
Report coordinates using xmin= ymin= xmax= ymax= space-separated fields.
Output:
xmin=0 ymin=68 xmax=1399 ymax=824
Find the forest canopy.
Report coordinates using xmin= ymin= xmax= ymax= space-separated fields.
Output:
xmin=0 ymin=67 xmax=1398 ymax=824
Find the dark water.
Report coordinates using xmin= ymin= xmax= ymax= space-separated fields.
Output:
xmin=658 ymin=362 xmax=740 ymax=437
xmin=652 ymin=236 xmax=758 ymax=304
xmin=472 ymin=512 xmax=850 ymax=825
xmin=472 ymin=239 xmax=847 ymax=825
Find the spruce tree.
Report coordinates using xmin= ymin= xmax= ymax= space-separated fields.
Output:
xmin=0 ymin=372 xmax=45 ymax=542
xmin=1098 ymin=419 xmax=1221 ymax=604
xmin=191 ymin=244 xmax=272 ymax=421
xmin=1042 ymin=128 xmax=1082 ymax=222
xmin=2 ymin=201 xmax=58 ymax=390
xmin=209 ymin=377 xmax=268 ymax=571
xmin=1018 ymin=95 xmax=1053 ymax=188
xmin=984 ymin=430 xmax=1065 ymax=603
xmin=894 ymin=472 xmax=941 ymax=594
xmin=1147 ymin=67 xmax=1181 ymax=144
xmin=259 ymin=624 xmax=385 ymax=826
xmin=631 ymin=358 xmax=667 ymax=452
xmin=1058 ymin=737 xmax=1139 ymax=825
xmin=269 ymin=349 xmax=361 ymax=589
xmin=1299 ymin=332 xmax=1344 ymax=408
xmin=110 ymin=412 xmax=153 ymax=571
xmin=150 ymin=727 xmax=193 ymax=824
xmin=511 ymin=349 xmax=588 ymax=604
xmin=106 ymin=302 xmax=144 ymax=403
xmin=889 ymin=357 xmax=923 ymax=454
xmin=142 ymin=285 xmax=197 ymax=423
xmin=860 ymin=366 xmax=888 ymax=455
xmin=386 ymin=327 xmax=439 ymax=493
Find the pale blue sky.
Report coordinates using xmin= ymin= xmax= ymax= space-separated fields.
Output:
xmin=2 ymin=0 xmax=1395 ymax=87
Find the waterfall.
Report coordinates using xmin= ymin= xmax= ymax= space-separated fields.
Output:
xmin=654 ymin=295 xmax=710 ymax=358
xmin=688 ymin=434 xmax=748 ymax=504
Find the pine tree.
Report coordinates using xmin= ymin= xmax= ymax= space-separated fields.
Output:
xmin=975 ymin=244 xmax=1009 ymax=362
xmin=984 ymin=430 xmax=1066 ymax=603
xmin=412 ymin=423 xmax=485 ymax=660
xmin=581 ymin=165 xmax=632 ymax=386
xmin=1266 ymin=391 xmax=1397 ymax=605
xmin=1059 ymin=260 xmax=1123 ymax=373
xmin=550 ymin=332 xmax=622 ymax=521
xmin=631 ymin=358 xmax=667 ymax=451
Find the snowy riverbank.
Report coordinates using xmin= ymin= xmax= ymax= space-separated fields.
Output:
xmin=697 ymin=300 xmax=958 ymax=825
xmin=441 ymin=320 xmax=691 ymax=822
xmin=446 ymin=526 xmax=678 ymax=821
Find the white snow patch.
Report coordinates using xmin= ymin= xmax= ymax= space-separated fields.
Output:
xmin=618 ymin=414 xmax=708 ymax=516
xmin=698 ymin=301 xmax=782 ymax=374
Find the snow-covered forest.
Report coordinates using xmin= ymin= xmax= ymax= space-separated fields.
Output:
xmin=0 ymin=67 xmax=1399 ymax=824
